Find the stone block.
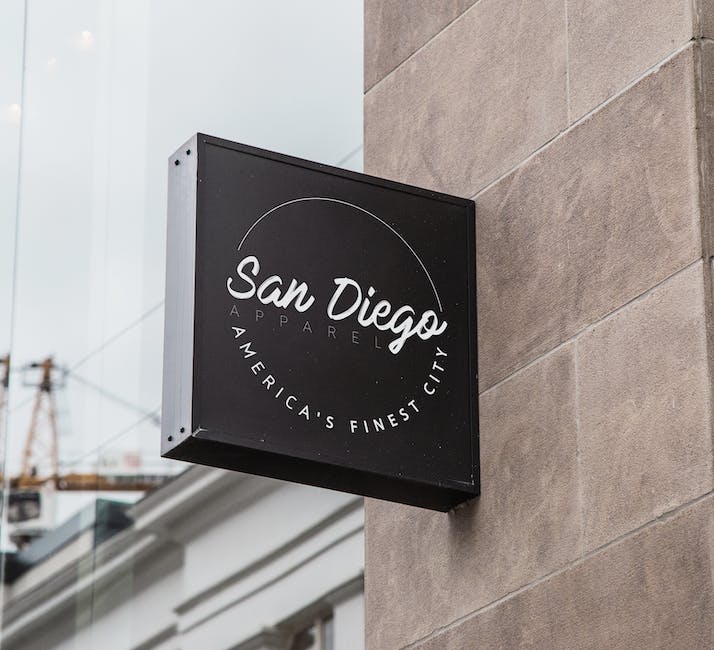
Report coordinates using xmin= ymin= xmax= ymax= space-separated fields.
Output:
xmin=365 ymin=345 xmax=581 ymax=649
xmin=364 ymin=0 xmax=476 ymax=90
xmin=476 ymin=46 xmax=700 ymax=389
xmin=567 ymin=0 xmax=693 ymax=119
xmin=576 ymin=262 xmax=712 ymax=551
xmin=364 ymin=0 xmax=567 ymax=197
xmin=415 ymin=496 xmax=714 ymax=649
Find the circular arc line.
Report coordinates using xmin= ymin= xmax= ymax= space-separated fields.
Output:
xmin=236 ymin=196 xmax=443 ymax=312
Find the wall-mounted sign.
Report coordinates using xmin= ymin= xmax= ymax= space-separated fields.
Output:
xmin=161 ymin=134 xmax=479 ymax=511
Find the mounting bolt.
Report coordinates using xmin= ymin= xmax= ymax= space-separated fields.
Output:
xmin=180 ymin=427 xmax=185 ymax=433
xmin=174 ymin=159 xmax=180 ymax=166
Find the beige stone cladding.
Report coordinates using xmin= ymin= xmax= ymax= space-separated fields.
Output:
xmin=364 ymin=0 xmax=714 ymax=647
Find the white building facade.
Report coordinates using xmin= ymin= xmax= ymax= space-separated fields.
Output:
xmin=1 ymin=468 xmax=364 ymax=650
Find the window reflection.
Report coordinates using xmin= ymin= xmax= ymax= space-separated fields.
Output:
xmin=0 ymin=1 xmax=364 ymax=649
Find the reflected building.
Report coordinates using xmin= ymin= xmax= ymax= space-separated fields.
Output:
xmin=1 ymin=468 xmax=364 ymax=650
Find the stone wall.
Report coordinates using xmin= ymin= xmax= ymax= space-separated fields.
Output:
xmin=364 ymin=1 xmax=714 ymax=647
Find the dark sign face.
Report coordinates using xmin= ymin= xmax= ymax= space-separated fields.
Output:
xmin=162 ymin=134 xmax=479 ymax=511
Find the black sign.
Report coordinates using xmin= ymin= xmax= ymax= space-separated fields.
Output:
xmin=161 ymin=134 xmax=479 ymax=511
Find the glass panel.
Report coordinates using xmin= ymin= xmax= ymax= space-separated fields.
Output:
xmin=0 ymin=0 xmax=26 ymax=605
xmin=0 ymin=1 xmax=362 ymax=647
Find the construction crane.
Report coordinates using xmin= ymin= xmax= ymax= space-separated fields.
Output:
xmin=0 ymin=356 xmax=169 ymax=548
xmin=18 ymin=357 xmax=60 ymax=488
xmin=4 ymin=356 xmax=166 ymax=492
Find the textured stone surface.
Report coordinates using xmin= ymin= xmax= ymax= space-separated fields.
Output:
xmin=702 ymin=40 xmax=714 ymax=254
xmin=364 ymin=0 xmax=476 ymax=90
xmin=416 ymin=496 xmax=714 ymax=649
xmin=476 ymin=46 xmax=700 ymax=389
xmin=567 ymin=0 xmax=693 ymax=120
xmin=365 ymin=346 xmax=581 ymax=649
xmin=577 ymin=263 xmax=713 ymax=551
xmin=701 ymin=0 xmax=714 ymax=38
xmin=364 ymin=0 xmax=567 ymax=197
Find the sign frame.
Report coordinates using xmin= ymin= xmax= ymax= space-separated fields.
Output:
xmin=161 ymin=133 xmax=479 ymax=511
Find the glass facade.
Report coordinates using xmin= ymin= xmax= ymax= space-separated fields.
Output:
xmin=0 ymin=2 xmax=363 ymax=647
